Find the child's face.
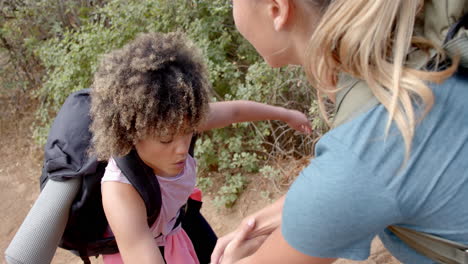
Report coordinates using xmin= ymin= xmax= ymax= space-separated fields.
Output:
xmin=135 ymin=131 xmax=194 ymax=177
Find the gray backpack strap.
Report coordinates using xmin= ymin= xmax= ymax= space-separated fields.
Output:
xmin=445 ymin=33 xmax=468 ymax=69
xmin=332 ymin=75 xmax=379 ymax=128
xmin=444 ymin=11 xmax=468 ymax=69
xmin=388 ymin=226 xmax=468 ymax=264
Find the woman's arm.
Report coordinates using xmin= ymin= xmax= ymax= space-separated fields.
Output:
xmin=211 ymin=195 xmax=285 ymax=264
xmin=221 ymin=226 xmax=336 ymax=264
xmin=197 ymin=101 xmax=312 ymax=133
xmin=102 ymin=182 xmax=164 ymax=264
xmin=243 ymin=195 xmax=285 ymax=238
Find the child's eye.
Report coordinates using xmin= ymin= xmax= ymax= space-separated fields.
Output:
xmin=184 ymin=129 xmax=195 ymax=135
xmin=159 ymin=137 xmax=173 ymax=144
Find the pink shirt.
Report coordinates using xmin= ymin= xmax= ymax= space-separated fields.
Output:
xmin=101 ymin=155 xmax=199 ymax=263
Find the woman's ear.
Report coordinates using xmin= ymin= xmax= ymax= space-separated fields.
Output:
xmin=269 ymin=0 xmax=292 ymax=31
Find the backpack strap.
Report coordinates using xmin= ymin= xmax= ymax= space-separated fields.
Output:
xmin=444 ymin=12 xmax=468 ymax=69
xmin=79 ymin=254 xmax=91 ymax=264
xmin=114 ymin=149 xmax=162 ymax=227
xmin=332 ymin=74 xmax=379 ymax=128
xmin=388 ymin=226 xmax=468 ymax=264
xmin=113 ymin=135 xmax=198 ymax=228
xmin=188 ymin=134 xmax=197 ymax=157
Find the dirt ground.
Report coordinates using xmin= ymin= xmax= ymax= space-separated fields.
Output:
xmin=0 ymin=91 xmax=400 ymax=264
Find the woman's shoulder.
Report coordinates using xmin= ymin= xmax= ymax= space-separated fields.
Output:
xmin=321 ymin=104 xmax=400 ymax=161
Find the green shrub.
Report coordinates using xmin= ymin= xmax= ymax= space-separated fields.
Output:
xmin=3 ymin=0 xmax=327 ymax=207
xmin=213 ymin=173 xmax=247 ymax=208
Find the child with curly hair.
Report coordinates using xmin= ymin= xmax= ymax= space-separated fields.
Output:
xmin=89 ymin=32 xmax=311 ymax=264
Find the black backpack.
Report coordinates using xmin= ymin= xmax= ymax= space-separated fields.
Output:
xmin=39 ymin=89 xmax=214 ymax=263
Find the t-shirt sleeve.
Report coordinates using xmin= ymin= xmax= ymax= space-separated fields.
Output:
xmin=101 ymin=158 xmax=131 ymax=185
xmin=282 ymin=134 xmax=402 ymax=261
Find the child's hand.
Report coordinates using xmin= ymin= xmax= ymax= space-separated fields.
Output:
xmin=283 ymin=109 xmax=312 ymax=134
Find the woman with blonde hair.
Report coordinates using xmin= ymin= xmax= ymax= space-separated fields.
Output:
xmin=211 ymin=0 xmax=468 ymax=263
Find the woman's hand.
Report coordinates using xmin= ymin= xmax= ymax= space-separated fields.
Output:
xmin=211 ymin=219 xmax=254 ymax=264
xmin=211 ymin=230 xmax=236 ymax=264
xmin=211 ymin=219 xmax=267 ymax=264
xmin=217 ymin=219 xmax=268 ymax=264
xmin=283 ymin=109 xmax=312 ymax=134
xmin=211 ymin=196 xmax=285 ymax=264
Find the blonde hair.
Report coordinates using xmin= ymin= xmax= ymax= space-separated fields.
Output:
xmin=304 ymin=0 xmax=457 ymax=157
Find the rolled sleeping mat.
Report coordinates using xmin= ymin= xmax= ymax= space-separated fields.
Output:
xmin=5 ymin=178 xmax=80 ymax=264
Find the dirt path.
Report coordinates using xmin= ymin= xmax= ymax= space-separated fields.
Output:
xmin=0 ymin=93 xmax=399 ymax=264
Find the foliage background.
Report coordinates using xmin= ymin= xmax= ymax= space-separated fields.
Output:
xmin=0 ymin=0 xmax=326 ymax=207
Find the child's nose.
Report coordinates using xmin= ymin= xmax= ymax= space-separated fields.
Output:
xmin=174 ymin=138 xmax=190 ymax=155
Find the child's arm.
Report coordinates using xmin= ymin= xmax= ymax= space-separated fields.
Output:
xmin=102 ymin=182 xmax=165 ymax=264
xmin=197 ymin=101 xmax=312 ymax=133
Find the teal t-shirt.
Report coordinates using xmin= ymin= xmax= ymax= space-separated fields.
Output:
xmin=282 ymin=73 xmax=468 ymax=263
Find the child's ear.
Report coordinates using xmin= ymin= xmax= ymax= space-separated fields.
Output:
xmin=268 ymin=0 xmax=292 ymax=31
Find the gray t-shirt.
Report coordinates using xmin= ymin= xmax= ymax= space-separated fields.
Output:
xmin=282 ymin=73 xmax=468 ymax=263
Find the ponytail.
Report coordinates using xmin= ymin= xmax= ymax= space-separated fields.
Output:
xmin=304 ymin=0 xmax=456 ymax=158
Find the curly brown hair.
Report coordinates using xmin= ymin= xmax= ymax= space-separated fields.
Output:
xmin=90 ymin=32 xmax=211 ymax=160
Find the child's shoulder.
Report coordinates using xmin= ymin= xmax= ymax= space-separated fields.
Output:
xmin=101 ymin=158 xmax=131 ymax=185
xmin=179 ymin=154 xmax=197 ymax=178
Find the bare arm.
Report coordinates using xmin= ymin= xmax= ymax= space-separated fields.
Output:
xmin=102 ymin=182 xmax=164 ymax=264
xmin=222 ymin=226 xmax=336 ymax=264
xmin=198 ymin=101 xmax=312 ymax=133
xmin=211 ymin=195 xmax=285 ymax=264
xmin=244 ymin=195 xmax=284 ymax=238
